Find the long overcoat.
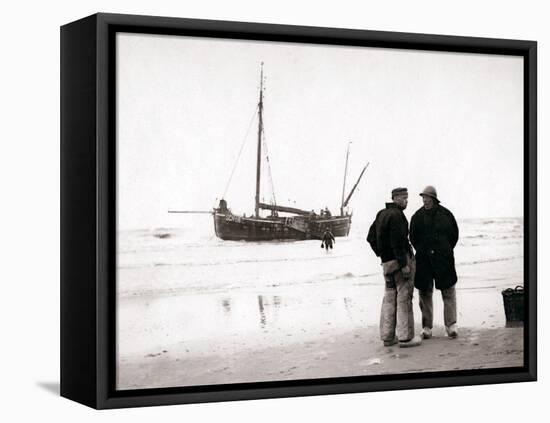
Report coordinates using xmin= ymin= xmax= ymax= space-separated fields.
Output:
xmin=410 ymin=204 xmax=459 ymax=290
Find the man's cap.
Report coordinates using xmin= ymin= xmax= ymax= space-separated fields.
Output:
xmin=391 ymin=187 xmax=408 ymax=197
xmin=419 ymin=185 xmax=440 ymax=202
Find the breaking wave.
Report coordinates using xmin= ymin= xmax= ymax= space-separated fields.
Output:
xmin=457 ymin=256 xmax=522 ymax=266
xmin=119 ymin=253 xmax=352 ymax=270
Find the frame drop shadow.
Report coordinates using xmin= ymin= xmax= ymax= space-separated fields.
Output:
xmin=36 ymin=381 xmax=60 ymax=396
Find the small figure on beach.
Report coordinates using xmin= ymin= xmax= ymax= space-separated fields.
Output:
xmin=410 ymin=186 xmax=459 ymax=339
xmin=321 ymin=227 xmax=335 ymax=251
xmin=367 ymin=187 xmax=422 ymax=348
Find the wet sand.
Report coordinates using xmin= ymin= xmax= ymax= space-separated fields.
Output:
xmin=117 ymin=325 xmax=523 ymax=389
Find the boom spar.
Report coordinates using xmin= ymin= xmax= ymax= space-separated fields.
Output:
xmin=168 ymin=210 xmax=214 ymax=214
xmin=342 ymin=162 xmax=369 ymax=208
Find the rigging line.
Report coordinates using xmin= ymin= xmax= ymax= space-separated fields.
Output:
xmin=222 ymin=104 xmax=259 ymax=199
xmin=261 ymin=128 xmax=277 ymax=206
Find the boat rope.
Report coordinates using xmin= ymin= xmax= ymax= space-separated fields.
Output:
xmin=222 ymin=104 xmax=259 ymax=199
xmin=262 ymin=128 xmax=277 ymax=206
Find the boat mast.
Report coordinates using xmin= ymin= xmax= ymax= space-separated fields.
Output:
xmin=340 ymin=142 xmax=351 ymax=216
xmin=255 ymin=63 xmax=264 ymax=218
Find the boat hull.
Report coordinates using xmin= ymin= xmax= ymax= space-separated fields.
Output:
xmin=213 ymin=213 xmax=351 ymax=241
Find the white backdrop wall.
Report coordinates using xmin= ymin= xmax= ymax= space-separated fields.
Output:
xmin=1 ymin=1 xmax=546 ymax=422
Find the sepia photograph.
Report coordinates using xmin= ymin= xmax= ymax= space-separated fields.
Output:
xmin=115 ymin=31 xmax=524 ymax=390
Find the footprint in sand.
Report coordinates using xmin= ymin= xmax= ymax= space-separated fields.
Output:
xmin=438 ymin=352 xmax=459 ymax=357
xmin=389 ymin=353 xmax=410 ymax=359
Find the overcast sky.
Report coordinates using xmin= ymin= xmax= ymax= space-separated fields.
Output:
xmin=116 ymin=32 xmax=523 ymax=231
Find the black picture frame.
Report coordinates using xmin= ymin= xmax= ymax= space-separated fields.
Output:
xmin=60 ymin=12 xmax=537 ymax=409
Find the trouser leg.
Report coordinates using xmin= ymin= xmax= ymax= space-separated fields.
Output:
xmin=441 ymin=285 xmax=457 ymax=327
xmin=419 ymin=288 xmax=434 ymax=329
xmin=395 ymin=269 xmax=415 ymax=342
xmin=380 ymin=278 xmax=397 ymax=342
xmin=407 ymin=256 xmax=416 ymax=336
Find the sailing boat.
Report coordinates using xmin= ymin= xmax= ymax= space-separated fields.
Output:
xmin=171 ymin=64 xmax=368 ymax=241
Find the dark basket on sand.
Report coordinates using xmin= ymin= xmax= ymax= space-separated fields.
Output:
xmin=502 ymin=285 xmax=524 ymax=322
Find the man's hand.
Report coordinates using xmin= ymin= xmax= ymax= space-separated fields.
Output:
xmin=402 ymin=265 xmax=411 ymax=279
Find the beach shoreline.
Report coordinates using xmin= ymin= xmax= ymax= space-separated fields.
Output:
xmin=117 ymin=325 xmax=524 ymax=390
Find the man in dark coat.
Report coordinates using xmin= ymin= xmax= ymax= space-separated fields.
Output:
xmin=367 ymin=187 xmax=421 ymax=348
xmin=410 ymin=186 xmax=459 ymax=339
xmin=321 ymin=227 xmax=335 ymax=251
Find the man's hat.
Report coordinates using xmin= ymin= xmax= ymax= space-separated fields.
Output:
xmin=419 ymin=186 xmax=439 ymax=202
xmin=391 ymin=187 xmax=408 ymax=197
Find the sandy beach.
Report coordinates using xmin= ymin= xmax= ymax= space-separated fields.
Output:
xmin=116 ymin=217 xmax=524 ymax=390
xmin=118 ymin=325 xmax=523 ymax=389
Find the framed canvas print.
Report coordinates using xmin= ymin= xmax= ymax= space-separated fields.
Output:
xmin=60 ymin=13 xmax=537 ymax=409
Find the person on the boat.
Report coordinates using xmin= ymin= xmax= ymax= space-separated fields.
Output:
xmin=321 ymin=227 xmax=335 ymax=251
xmin=367 ymin=187 xmax=422 ymax=348
xmin=410 ymin=186 xmax=459 ymax=339
xmin=324 ymin=207 xmax=332 ymax=217
xmin=218 ymin=199 xmax=229 ymax=213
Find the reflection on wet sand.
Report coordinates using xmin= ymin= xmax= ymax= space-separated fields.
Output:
xmin=221 ymin=298 xmax=231 ymax=315
xmin=343 ymin=297 xmax=354 ymax=321
xmin=258 ymin=295 xmax=266 ymax=328
xmin=219 ymin=295 xmax=284 ymax=330
xmin=257 ymin=295 xmax=282 ymax=329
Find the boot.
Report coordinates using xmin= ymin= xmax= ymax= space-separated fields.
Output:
xmin=446 ymin=324 xmax=458 ymax=338
xmin=383 ymin=337 xmax=398 ymax=347
xmin=398 ymin=335 xmax=422 ymax=348
xmin=421 ymin=327 xmax=432 ymax=339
